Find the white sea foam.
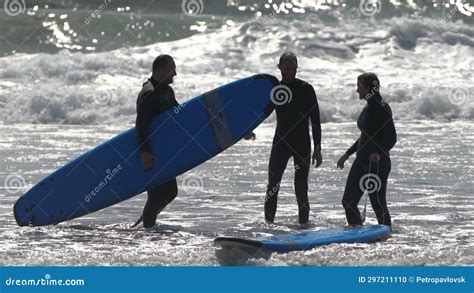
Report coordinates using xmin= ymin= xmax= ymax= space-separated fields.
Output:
xmin=0 ymin=15 xmax=472 ymax=125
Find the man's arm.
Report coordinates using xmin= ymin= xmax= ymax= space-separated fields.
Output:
xmin=308 ymin=85 xmax=321 ymax=149
xmin=308 ymin=85 xmax=322 ymax=167
xmin=135 ymin=92 xmax=153 ymax=154
xmin=136 ymin=91 xmax=157 ymax=172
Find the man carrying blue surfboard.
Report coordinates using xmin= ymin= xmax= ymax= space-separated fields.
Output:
xmin=264 ymin=52 xmax=322 ymax=225
xmin=134 ymin=54 xmax=179 ymax=228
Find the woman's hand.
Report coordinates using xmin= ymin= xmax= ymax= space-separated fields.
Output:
xmin=369 ymin=152 xmax=380 ymax=163
xmin=244 ymin=132 xmax=256 ymax=140
xmin=337 ymin=153 xmax=349 ymax=169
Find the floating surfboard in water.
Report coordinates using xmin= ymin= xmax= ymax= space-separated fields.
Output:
xmin=214 ymin=225 xmax=392 ymax=253
xmin=14 ymin=74 xmax=279 ymax=226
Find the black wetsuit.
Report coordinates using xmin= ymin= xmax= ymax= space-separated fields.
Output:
xmin=265 ymin=78 xmax=321 ymax=224
xmin=136 ymin=78 xmax=179 ymax=228
xmin=342 ymin=93 xmax=397 ymax=226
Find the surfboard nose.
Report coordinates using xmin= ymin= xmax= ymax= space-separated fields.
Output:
xmin=252 ymin=74 xmax=279 ymax=87
xmin=13 ymin=196 xmax=34 ymax=226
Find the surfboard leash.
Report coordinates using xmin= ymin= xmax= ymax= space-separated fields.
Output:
xmin=361 ymin=160 xmax=380 ymax=224
xmin=361 ymin=160 xmax=371 ymax=223
xmin=131 ymin=214 xmax=143 ymax=228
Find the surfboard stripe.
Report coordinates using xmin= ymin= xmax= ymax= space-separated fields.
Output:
xmin=202 ymin=90 xmax=234 ymax=152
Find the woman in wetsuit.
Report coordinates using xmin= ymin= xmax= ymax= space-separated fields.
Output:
xmin=336 ymin=73 xmax=397 ymax=227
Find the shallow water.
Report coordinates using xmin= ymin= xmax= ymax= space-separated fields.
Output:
xmin=0 ymin=121 xmax=472 ymax=266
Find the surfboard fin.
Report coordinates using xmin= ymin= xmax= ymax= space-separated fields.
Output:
xmin=361 ymin=190 xmax=368 ymax=223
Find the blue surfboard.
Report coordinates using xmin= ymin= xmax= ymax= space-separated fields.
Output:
xmin=14 ymin=74 xmax=279 ymax=226
xmin=214 ymin=225 xmax=391 ymax=252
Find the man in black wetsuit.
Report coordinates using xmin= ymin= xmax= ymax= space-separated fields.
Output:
xmin=264 ymin=52 xmax=322 ymax=225
xmin=336 ymin=73 xmax=397 ymax=227
xmin=134 ymin=54 xmax=178 ymax=228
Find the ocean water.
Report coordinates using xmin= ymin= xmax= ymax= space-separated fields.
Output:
xmin=0 ymin=121 xmax=472 ymax=265
xmin=0 ymin=0 xmax=473 ymax=266
xmin=1 ymin=0 xmax=473 ymax=124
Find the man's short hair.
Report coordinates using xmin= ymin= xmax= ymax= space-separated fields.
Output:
xmin=152 ymin=55 xmax=174 ymax=75
xmin=279 ymin=52 xmax=298 ymax=66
